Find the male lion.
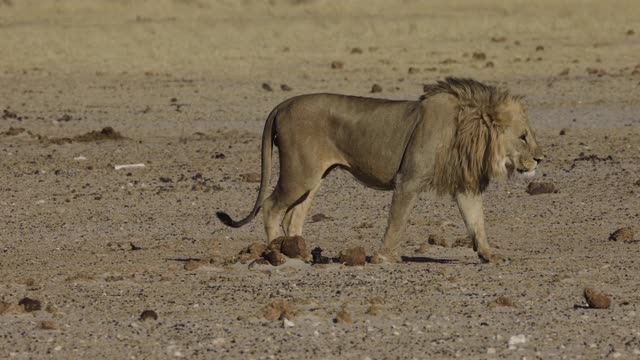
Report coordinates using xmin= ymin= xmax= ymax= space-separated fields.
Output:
xmin=217 ymin=77 xmax=544 ymax=263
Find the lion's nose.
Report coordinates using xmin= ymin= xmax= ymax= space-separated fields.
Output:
xmin=534 ymin=155 xmax=545 ymax=164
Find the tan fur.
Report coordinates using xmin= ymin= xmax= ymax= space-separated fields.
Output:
xmin=217 ymin=77 xmax=544 ymax=263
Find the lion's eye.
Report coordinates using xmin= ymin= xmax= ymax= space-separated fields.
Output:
xmin=520 ymin=133 xmax=528 ymax=143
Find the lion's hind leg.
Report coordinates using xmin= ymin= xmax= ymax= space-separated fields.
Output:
xmin=282 ymin=181 xmax=322 ymax=237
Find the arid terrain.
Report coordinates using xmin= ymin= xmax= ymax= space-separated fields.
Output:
xmin=1 ymin=0 xmax=640 ymax=358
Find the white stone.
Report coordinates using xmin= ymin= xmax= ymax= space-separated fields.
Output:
xmin=508 ymin=334 xmax=527 ymax=349
xmin=487 ymin=347 xmax=496 ymax=354
xmin=283 ymin=318 xmax=295 ymax=328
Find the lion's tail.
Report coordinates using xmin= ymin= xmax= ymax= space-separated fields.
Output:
xmin=216 ymin=106 xmax=278 ymax=228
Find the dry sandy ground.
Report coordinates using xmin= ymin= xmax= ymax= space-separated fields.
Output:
xmin=1 ymin=0 xmax=640 ymax=358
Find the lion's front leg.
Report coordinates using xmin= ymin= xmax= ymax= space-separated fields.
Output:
xmin=376 ymin=182 xmax=419 ymax=263
xmin=455 ymin=192 xmax=503 ymax=263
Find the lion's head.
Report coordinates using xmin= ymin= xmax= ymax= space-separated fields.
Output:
xmin=425 ymin=78 xmax=544 ymax=194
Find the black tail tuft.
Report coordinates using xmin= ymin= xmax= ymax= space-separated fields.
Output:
xmin=216 ymin=211 xmax=238 ymax=228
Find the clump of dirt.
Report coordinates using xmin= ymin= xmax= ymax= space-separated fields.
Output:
xmin=428 ymin=234 xmax=448 ymax=247
xmin=310 ymin=213 xmax=332 ymax=223
xmin=139 ymin=310 xmax=158 ymax=321
xmin=334 ymin=308 xmax=353 ymax=324
xmin=488 ymin=296 xmax=517 ymax=308
xmin=0 ymin=301 xmax=26 ymax=315
xmin=608 ymin=227 xmax=634 ymax=242
xmin=279 ymin=236 xmax=310 ymax=260
xmin=237 ymin=242 xmax=268 ymax=264
xmin=19 ymin=297 xmax=41 ymax=312
xmin=366 ymin=297 xmax=385 ymax=315
xmin=239 ymin=172 xmax=261 ymax=183
xmin=340 ymin=247 xmax=366 ymax=266
xmin=261 ymin=83 xmax=273 ymax=91
xmin=262 ymin=299 xmax=296 ymax=321
xmin=38 ymin=320 xmax=57 ymax=330
xmin=451 ymin=237 xmax=472 ymax=248
xmin=526 ymin=182 xmax=558 ymax=195
xmin=414 ymin=242 xmax=429 ymax=254
xmin=472 ymin=51 xmax=486 ymax=60
xmin=584 ymin=288 xmax=611 ymax=309
xmin=330 ymin=61 xmax=344 ymax=69
xmin=370 ymin=84 xmax=382 ymax=93
xmin=1 ymin=127 xmax=30 ymax=136
xmin=280 ymin=84 xmax=292 ymax=91
xmin=574 ymin=153 xmax=613 ymax=162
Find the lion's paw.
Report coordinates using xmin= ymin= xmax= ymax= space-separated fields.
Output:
xmin=371 ymin=251 xmax=401 ymax=264
xmin=478 ymin=252 xmax=508 ymax=264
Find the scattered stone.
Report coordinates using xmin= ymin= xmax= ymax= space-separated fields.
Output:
xmin=526 ymin=182 xmax=557 ymax=195
xmin=472 ymin=52 xmax=486 ymax=61
xmin=213 ymin=152 xmax=226 ymax=159
xmin=340 ymin=247 xmax=366 ymax=266
xmin=0 ymin=301 xmax=26 ymax=315
xmin=490 ymin=36 xmax=507 ymax=43
xmin=484 ymin=61 xmax=494 ymax=68
xmin=237 ymin=242 xmax=268 ymax=263
xmin=451 ymin=237 xmax=472 ymax=248
xmin=536 ymin=45 xmax=545 ymax=51
xmin=427 ymin=234 xmax=448 ymax=247
xmin=130 ymin=243 xmax=142 ymax=251
xmin=330 ymin=61 xmax=344 ymax=69
xmin=280 ymin=236 xmax=310 ymax=260
xmin=559 ymin=128 xmax=567 ymax=135
xmin=261 ymin=83 xmax=273 ymax=91
xmin=18 ymin=297 xmax=41 ymax=312
xmin=240 ymin=172 xmax=261 ymax=183
xmin=559 ymin=68 xmax=570 ymax=76
xmin=140 ymin=309 xmax=158 ymax=321
xmin=283 ymin=318 xmax=295 ymax=328
xmin=262 ymin=299 xmax=296 ymax=320
xmin=627 ymin=29 xmax=635 ymax=36
xmin=414 ymin=242 xmax=429 ymax=254
xmin=264 ymin=249 xmax=287 ymax=266
xmin=334 ymin=308 xmax=353 ymax=324
xmin=634 ymin=179 xmax=640 ymax=187
xmin=608 ymin=227 xmax=634 ymax=242
xmin=57 ymin=114 xmax=72 ymax=122
xmin=584 ymin=288 xmax=611 ymax=309
xmin=407 ymin=67 xmax=420 ymax=74
xmin=280 ymin=84 xmax=292 ymax=91
xmin=370 ymin=84 xmax=382 ymax=93
xmin=508 ymin=334 xmax=527 ymax=348
xmin=310 ymin=213 xmax=331 ymax=223
xmin=159 ymin=177 xmax=172 ymax=183
xmin=489 ymin=296 xmax=517 ymax=308
xmin=38 ymin=320 xmax=57 ymax=330
xmin=350 ymin=47 xmax=363 ymax=54
xmin=441 ymin=58 xmax=457 ymax=64
xmin=184 ymin=260 xmax=206 ymax=271
xmin=311 ymin=247 xmax=330 ymax=264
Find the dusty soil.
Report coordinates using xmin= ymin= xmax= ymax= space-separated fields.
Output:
xmin=1 ymin=0 xmax=640 ymax=358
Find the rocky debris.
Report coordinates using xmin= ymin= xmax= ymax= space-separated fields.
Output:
xmin=262 ymin=299 xmax=296 ymax=321
xmin=584 ymin=288 xmax=611 ymax=309
xmin=19 ymin=297 xmax=41 ymax=312
xmin=261 ymin=82 xmax=273 ymax=91
xmin=574 ymin=153 xmax=613 ymax=162
xmin=283 ymin=318 xmax=295 ymax=328
xmin=488 ymin=296 xmax=517 ymax=308
xmin=1 ymin=127 xmax=29 ymax=136
xmin=536 ymin=45 xmax=545 ymax=51
xmin=279 ymin=236 xmax=310 ymax=260
xmin=370 ymin=84 xmax=382 ymax=93
xmin=559 ymin=68 xmax=570 ymax=76
xmin=526 ymin=182 xmax=557 ymax=195
xmin=37 ymin=320 xmax=57 ymax=330
xmin=414 ymin=243 xmax=429 ymax=254
xmin=508 ymin=334 xmax=527 ymax=349
xmin=311 ymin=247 xmax=330 ymax=264
xmin=608 ymin=227 xmax=634 ymax=242
xmin=280 ymin=84 xmax=292 ymax=91
xmin=340 ymin=247 xmax=366 ymax=266
xmin=484 ymin=61 xmax=494 ymax=68
xmin=240 ymin=172 xmax=261 ymax=183
xmin=334 ymin=308 xmax=353 ymax=324
xmin=330 ymin=61 xmax=344 ymax=69
xmin=627 ymin=29 xmax=635 ymax=35
xmin=237 ymin=242 xmax=268 ymax=264
xmin=407 ymin=67 xmax=420 ymax=74
xmin=490 ymin=36 xmax=506 ymax=43
xmin=350 ymin=47 xmax=363 ymax=54
xmin=139 ymin=310 xmax=158 ymax=321
xmin=427 ymin=234 xmax=448 ymax=247
xmin=472 ymin=52 xmax=486 ymax=60
xmin=310 ymin=213 xmax=332 ymax=223
xmin=634 ymin=179 xmax=640 ymax=187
